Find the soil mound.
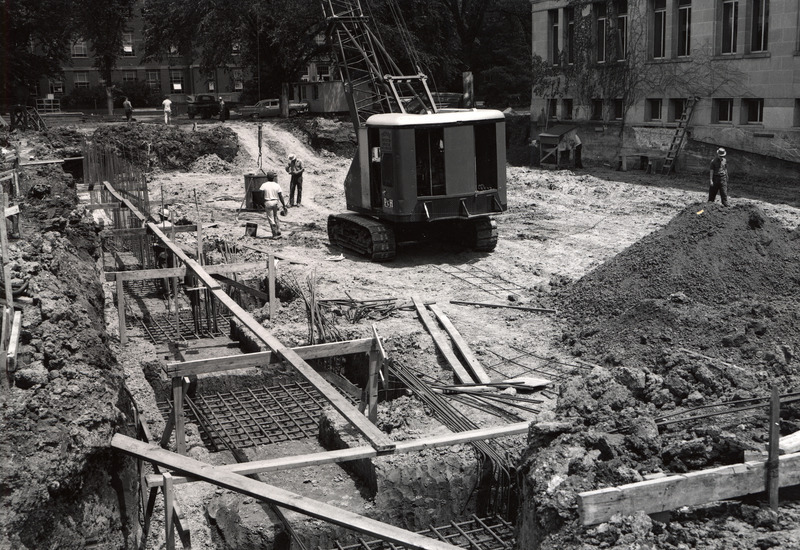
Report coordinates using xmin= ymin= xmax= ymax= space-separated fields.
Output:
xmin=558 ymin=202 xmax=800 ymax=379
xmin=91 ymin=123 xmax=239 ymax=170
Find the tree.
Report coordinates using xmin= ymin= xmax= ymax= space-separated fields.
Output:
xmin=0 ymin=0 xmax=76 ymax=106
xmin=142 ymin=0 xmax=327 ymax=111
xmin=74 ymin=0 xmax=137 ymax=115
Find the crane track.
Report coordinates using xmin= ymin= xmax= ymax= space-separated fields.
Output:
xmin=327 ymin=213 xmax=397 ymax=261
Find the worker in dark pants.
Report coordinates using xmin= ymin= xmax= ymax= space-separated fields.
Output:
xmin=218 ymin=98 xmax=227 ymax=122
xmin=285 ymin=154 xmax=304 ymax=206
xmin=709 ymin=147 xmax=729 ymax=206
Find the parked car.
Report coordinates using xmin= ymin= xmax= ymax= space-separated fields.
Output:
xmin=239 ymin=98 xmax=309 ymax=118
xmin=186 ymin=94 xmax=220 ymax=119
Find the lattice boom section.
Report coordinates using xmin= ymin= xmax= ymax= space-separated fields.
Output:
xmin=324 ymin=515 xmax=515 ymax=550
xmin=158 ymin=381 xmax=328 ymax=450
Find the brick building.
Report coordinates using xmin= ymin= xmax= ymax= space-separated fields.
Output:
xmin=530 ymin=0 xmax=800 ymax=166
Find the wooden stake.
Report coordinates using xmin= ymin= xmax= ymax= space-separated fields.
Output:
xmin=172 ymin=377 xmax=185 ymax=455
xmin=768 ymin=384 xmax=780 ymax=511
xmin=163 ymin=472 xmax=175 ymax=550
xmin=268 ymin=253 xmax=276 ymax=320
xmin=0 ymin=191 xmax=12 ymax=308
xmin=367 ymin=348 xmax=379 ymax=423
xmin=117 ymin=278 xmax=126 ymax=345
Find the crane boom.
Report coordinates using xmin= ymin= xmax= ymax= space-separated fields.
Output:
xmin=321 ymin=0 xmax=437 ymax=130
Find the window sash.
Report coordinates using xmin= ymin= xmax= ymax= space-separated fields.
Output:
xmin=717 ymin=99 xmax=733 ymax=122
xmin=653 ymin=8 xmax=666 ymax=58
xmin=722 ymin=0 xmax=738 ymax=54
xmin=678 ymin=6 xmax=691 ymax=56
xmin=751 ymin=0 xmax=768 ymax=52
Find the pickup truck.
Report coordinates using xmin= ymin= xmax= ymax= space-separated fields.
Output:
xmin=186 ymin=94 xmax=220 ymax=119
xmin=239 ymin=99 xmax=309 ymax=118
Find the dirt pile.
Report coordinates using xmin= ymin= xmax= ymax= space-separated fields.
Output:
xmin=0 ymin=165 xmax=138 ymax=548
xmin=91 ymin=123 xmax=239 ymax=171
xmin=516 ymin=202 xmax=800 ymax=549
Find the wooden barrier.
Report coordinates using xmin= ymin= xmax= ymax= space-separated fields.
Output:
xmin=577 ymin=451 xmax=800 ymax=525
xmin=144 ymin=421 xmax=531 ymax=488
xmin=112 ymin=434 xmax=460 ymax=550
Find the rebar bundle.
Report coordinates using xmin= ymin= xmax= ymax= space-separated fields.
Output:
xmin=318 ymin=294 xmax=398 ymax=323
xmin=390 ymin=359 xmax=518 ymax=519
xmin=286 ymin=272 xmax=342 ymax=344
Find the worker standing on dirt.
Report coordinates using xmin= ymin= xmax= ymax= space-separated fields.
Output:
xmin=569 ymin=132 xmax=583 ymax=169
xmin=260 ymin=171 xmax=288 ymax=238
xmin=123 ymin=97 xmax=133 ymax=122
xmin=218 ymin=97 xmax=227 ymax=122
xmin=285 ymin=154 xmax=304 ymax=206
xmin=709 ymin=147 xmax=729 ymax=206
xmin=162 ymin=96 xmax=173 ymax=124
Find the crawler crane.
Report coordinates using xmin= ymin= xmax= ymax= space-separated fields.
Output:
xmin=322 ymin=0 xmax=508 ymax=261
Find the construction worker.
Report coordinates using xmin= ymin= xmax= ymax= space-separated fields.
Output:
xmin=218 ymin=97 xmax=227 ymax=122
xmin=260 ymin=171 xmax=288 ymax=238
xmin=162 ymin=96 xmax=172 ymax=124
xmin=709 ymin=147 xmax=729 ymax=206
xmin=122 ymin=97 xmax=133 ymax=122
xmin=285 ymin=154 xmax=304 ymax=206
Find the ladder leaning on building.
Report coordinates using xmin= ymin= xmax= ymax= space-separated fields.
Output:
xmin=661 ymin=97 xmax=699 ymax=175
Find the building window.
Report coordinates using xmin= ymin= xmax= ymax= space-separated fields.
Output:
xmin=596 ymin=4 xmax=608 ymax=62
xmin=714 ymin=98 xmax=734 ymax=122
xmin=613 ymin=98 xmax=624 ymax=119
xmin=122 ymin=32 xmax=135 ymax=57
xmin=562 ymin=98 xmax=574 ymax=120
xmin=549 ymin=10 xmax=560 ymax=65
xmin=566 ymin=7 xmax=576 ymax=65
xmin=750 ymin=0 xmax=768 ymax=52
xmin=317 ymin=64 xmax=331 ymax=81
xmin=646 ymin=98 xmax=662 ymax=121
xmin=742 ymin=98 xmax=763 ymax=123
xmin=146 ymin=70 xmax=160 ymax=91
xmin=169 ymin=70 xmax=183 ymax=92
xmin=313 ymin=84 xmax=320 ymax=100
xmin=653 ymin=0 xmax=666 ymax=59
xmin=670 ymin=98 xmax=688 ymax=121
xmin=74 ymin=72 xmax=89 ymax=89
xmin=71 ymin=39 xmax=87 ymax=58
xmin=616 ymin=0 xmax=628 ymax=60
xmin=233 ymin=70 xmax=244 ymax=91
xmin=207 ymin=80 xmax=215 ymax=92
xmin=122 ymin=71 xmax=136 ymax=83
xmin=49 ymin=79 xmax=64 ymax=94
xmin=548 ymin=98 xmax=558 ymax=119
xmin=722 ymin=0 xmax=738 ymax=54
xmin=591 ymin=98 xmax=604 ymax=120
xmin=677 ymin=0 xmax=691 ymax=56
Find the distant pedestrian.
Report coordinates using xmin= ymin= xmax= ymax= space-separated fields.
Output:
xmin=259 ymin=171 xmax=288 ymax=238
xmin=162 ymin=96 xmax=173 ymax=124
xmin=122 ymin=97 xmax=133 ymax=122
xmin=285 ymin=154 xmax=304 ymax=206
xmin=218 ymin=97 xmax=227 ymax=122
xmin=709 ymin=147 xmax=729 ymax=206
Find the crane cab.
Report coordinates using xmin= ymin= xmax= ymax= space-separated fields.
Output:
xmin=345 ymin=110 xmax=507 ymax=223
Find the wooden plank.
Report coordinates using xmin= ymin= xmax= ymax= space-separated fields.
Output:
xmin=104 ymin=224 xmax=197 ymax=236
xmin=428 ymin=304 xmax=492 ymax=384
xmin=18 ymin=159 xmax=65 ymax=166
xmin=268 ymin=253 xmax=276 ymax=319
xmin=577 ymin=451 xmax=800 ymax=525
xmin=172 ymin=377 xmax=185 ymax=455
xmin=113 ymin=434 xmax=459 ymax=550
xmin=165 ymin=338 xmax=374 ymax=377
xmin=768 ymin=385 xmax=780 ymax=510
xmin=144 ymin=421 xmax=530 ymax=487
xmin=0 ymin=192 xmax=12 ymax=308
xmin=117 ymin=278 xmax=126 ymax=345
xmin=104 ymin=262 xmax=265 ymax=282
xmin=212 ymin=274 xmax=271 ymax=302
xmin=412 ymin=296 xmax=473 ymax=384
xmin=449 ymin=300 xmax=557 ymax=314
xmin=87 ymin=202 xmax=123 ymax=211
xmin=780 ymin=431 xmax=800 ymax=455
xmin=163 ymin=473 xmax=175 ymax=550
xmin=6 ymin=310 xmax=21 ymax=370
xmin=4 ymin=204 xmax=19 ymax=217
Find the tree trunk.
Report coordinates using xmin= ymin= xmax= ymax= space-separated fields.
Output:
xmin=106 ymin=86 xmax=115 ymax=116
xmin=280 ymin=83 xmax=289 ymax=118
